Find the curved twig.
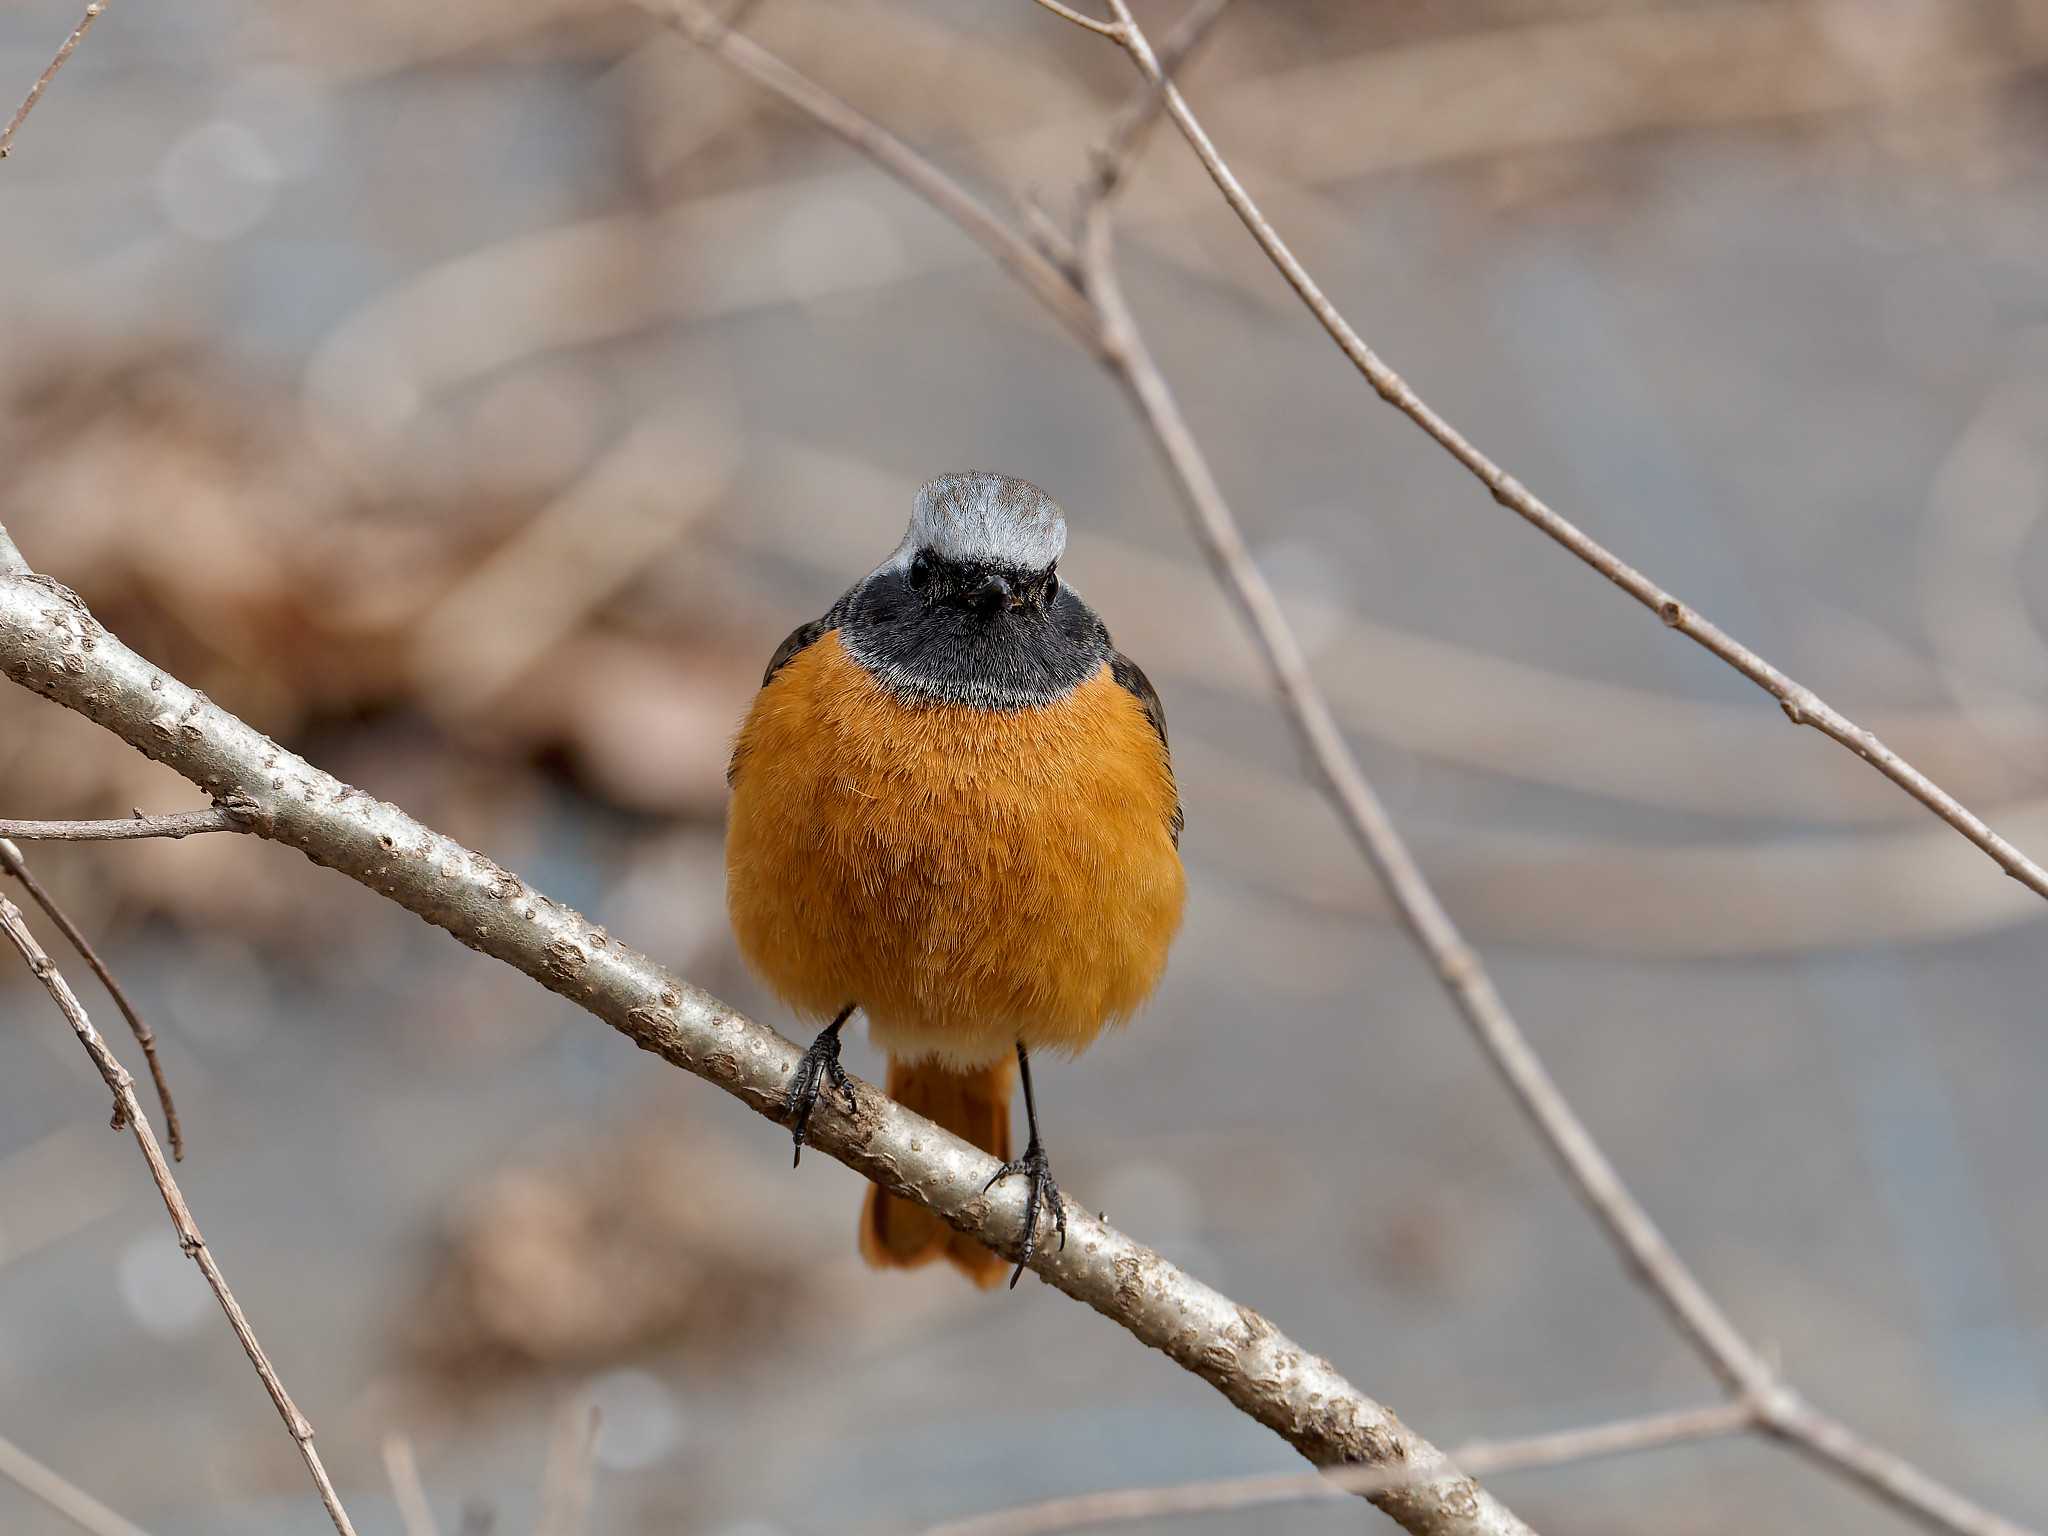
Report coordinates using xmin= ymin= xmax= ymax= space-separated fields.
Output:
xmin=0 ymin=890 xmax=357 ymax=1535
xmin=0 ymin=838 xmax=184 ymax=1158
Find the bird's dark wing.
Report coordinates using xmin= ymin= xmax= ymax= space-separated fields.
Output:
xmin=1110 ymin=651 xmax=1184 ymax=848
xmin=762 ymin=614 xmax=833 ymax=687
xmin=729 ymin=613 xmax=834 ymax=787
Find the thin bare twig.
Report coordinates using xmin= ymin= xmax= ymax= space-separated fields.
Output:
xmin=0 ymin=533 xmax=1533 ymax=1536
xmin=0 ymin=810 xmax=242 ymax=841
xmin=656 ymin=16 xmax=2035 ymax=1536
xmin=927 ymin=1399 xmax=1756 ymax=1536
xmin=0 ymin=1430 xmax=155 ymax=1536
xmin=1765 ymin=1399 xmax=2040 ymax=1536
xmin=1048 ymin=0 xmax=2048 ymax=912
xmin=1027 ymin=0 xmax=1124 ymax=39
xmin=641 ymin=0 xmax=1105 ymax=356
xmin=0 ymin=1 xmax=108 ymax=161
xmin=383 ymin=1435 xmax=443 ymax=1536
xmin=0 ymin=894 xmax=358 ymax=1536
xmin=0 ymin=837 xmax=183 ymax=1158
xmin=1080 ymin=0 xmax=1231 ymax=211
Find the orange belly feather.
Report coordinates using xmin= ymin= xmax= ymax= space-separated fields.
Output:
xmin=725 ymin=630 xmax=1185 ymax=1068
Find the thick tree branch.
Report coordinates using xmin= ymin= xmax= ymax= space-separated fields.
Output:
xmin=1045 ymin=0 xmax=2048 ymax=910
xmin=0 ymin=534 xmax=1534 ymax=1536
xmin=0 ymin=886 xmax=357 ymax=1535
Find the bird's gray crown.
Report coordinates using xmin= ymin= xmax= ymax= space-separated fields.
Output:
xmin=906 ymin=472 xmax=1067 ymax=572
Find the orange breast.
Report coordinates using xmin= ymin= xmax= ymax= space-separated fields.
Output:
xmin=725 ymin=631 xmax=1185 ymax=1067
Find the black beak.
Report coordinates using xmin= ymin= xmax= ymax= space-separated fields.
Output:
xmin=968 ymin=573 xmax=1014 ymax=612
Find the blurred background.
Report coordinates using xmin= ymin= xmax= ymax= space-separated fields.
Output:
xmin=2 ymin=0 xmax=2046 ymax=1531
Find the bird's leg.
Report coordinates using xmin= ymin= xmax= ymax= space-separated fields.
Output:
xmin=983 ymin=1041 xmax=1067 ymax=1287
xmin=784 ymin=1003 xmax=859 ymax=1167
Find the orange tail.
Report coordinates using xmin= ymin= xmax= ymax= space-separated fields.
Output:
xmin=860 ymin=1054 xmax=1013 ymax=1289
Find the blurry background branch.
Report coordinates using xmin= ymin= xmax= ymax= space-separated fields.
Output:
xmin=0 ymin=531 xmax=1536 ymax=1536
xmin=650 ymin=6 xmax=2036 ymax=1535
xmin=381 ymin=1434 xmax=442 ymax=1536
xmin=532 ymin=1401 xmax=601 ymax=1536
xmin=0 ymin=1431 xmax=154 ymax=1536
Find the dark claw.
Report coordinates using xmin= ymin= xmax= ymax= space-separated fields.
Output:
xmin=984 ymin=1138 xmax=1066 ymax=1288
xmin=785 ymin=1022 xmax=858 ymax=1167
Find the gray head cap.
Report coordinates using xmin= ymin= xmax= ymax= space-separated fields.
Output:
xmin=907 ymin=472 xmax=1067 ymax=571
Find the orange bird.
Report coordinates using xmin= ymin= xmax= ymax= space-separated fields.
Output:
xmin=726 ymin=472 xmax=1185 ymax=1287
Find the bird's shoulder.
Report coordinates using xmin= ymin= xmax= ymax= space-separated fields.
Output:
xmin=758 ymin=581 xmax=866 ymax=688
xmin=1102 ymin=640 xmax=1182 ymax=849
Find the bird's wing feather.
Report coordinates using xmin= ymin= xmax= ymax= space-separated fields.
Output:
xmin=1110 ymin=650 xmax=1184 ymax=848
xmin=729 ymin=613 xmax=834 ymax=787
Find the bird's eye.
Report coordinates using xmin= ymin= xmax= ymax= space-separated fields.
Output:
xmin=908 ymin=551 xmax=933 ymax=589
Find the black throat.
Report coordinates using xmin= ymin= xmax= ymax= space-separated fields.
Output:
xmin=836 ymin=557 xmax=1111 ymax=709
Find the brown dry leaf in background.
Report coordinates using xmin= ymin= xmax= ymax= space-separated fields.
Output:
xmin=0 ymin=342 xmax=753 ymax=936
xmin=403 ymin=1122 xmax=823 ymax=1387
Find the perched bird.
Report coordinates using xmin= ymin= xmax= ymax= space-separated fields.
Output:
xmin=726 ymin=472 xmax=1185 ymax=1287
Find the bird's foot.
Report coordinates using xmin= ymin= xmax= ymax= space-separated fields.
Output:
xmin=984 ymin=1136 xmax=1066 ymax=1288
xmin=784 ymin=1024 xmax=858 ymax=1167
